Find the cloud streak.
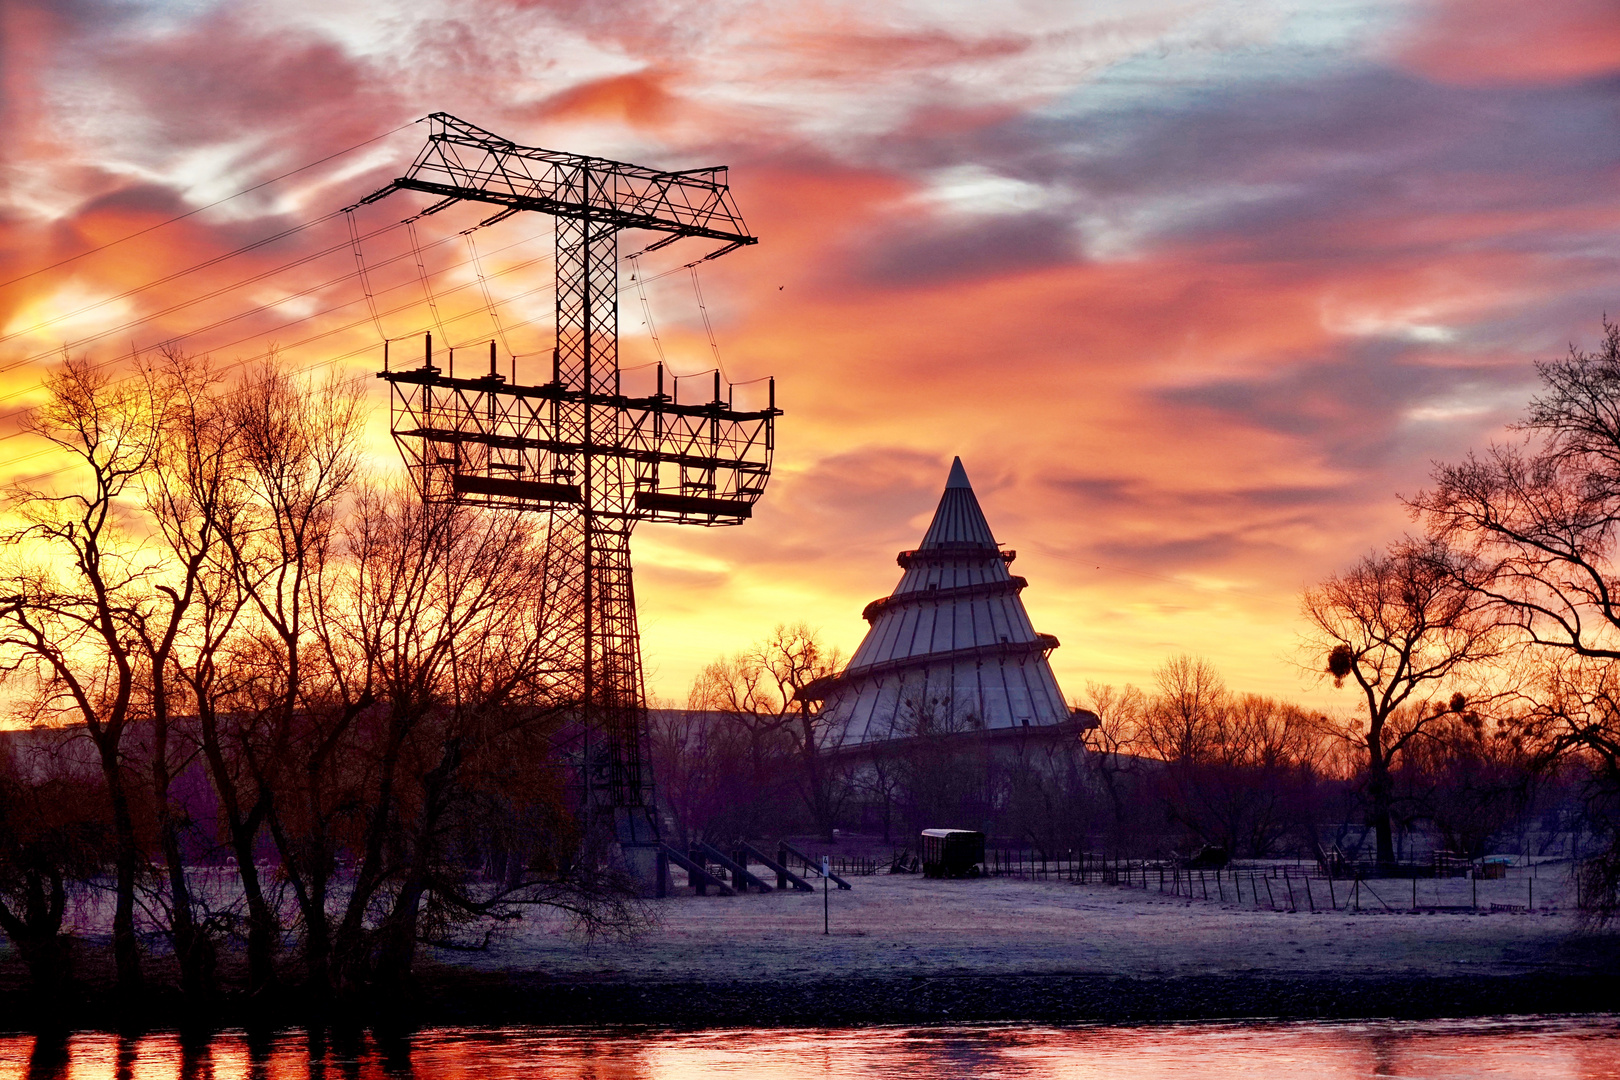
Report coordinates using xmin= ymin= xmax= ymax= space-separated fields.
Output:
xmin=2 ymin=0 xmax=1619 ymax=710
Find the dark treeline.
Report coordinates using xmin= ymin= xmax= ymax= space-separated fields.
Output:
xmin=0 ymin=352 xmax=637 ymax=1016
xmin=653 ymin=643 xmax=1574 ymax=871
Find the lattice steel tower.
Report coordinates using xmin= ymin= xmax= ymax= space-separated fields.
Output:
xmin=365 ymin=114 xmax=775 ymax=844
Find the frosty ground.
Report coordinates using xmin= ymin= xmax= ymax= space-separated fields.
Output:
xmin=6 ymin=866 xmax=1613 ymax=1028
xmin=427 ymin=867 xmax=1598 ymax=983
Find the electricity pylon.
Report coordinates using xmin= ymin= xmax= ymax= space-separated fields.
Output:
xmin=367 ymin=114 xmax=776 ymax=845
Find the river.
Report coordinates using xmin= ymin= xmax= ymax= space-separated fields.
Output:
xmin=3 ymin=1018 xmax=1618 ymax=1079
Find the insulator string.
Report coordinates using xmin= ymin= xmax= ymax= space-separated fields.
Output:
xmin=347 ymin=208 xmax=388 ymax=343
xmin=406 ymin=217 xmax=450 ymax=345
xmin=628 ymin=255 xmax=667 ymax=365
xmin=689 ymin=265 xmax=727 ymax=381
xmin=465 ymin=232 xmax=513 ymax=357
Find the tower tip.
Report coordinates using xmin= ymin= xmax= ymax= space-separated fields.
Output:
xmin=946 ymin=456 xmax=971 ymax=490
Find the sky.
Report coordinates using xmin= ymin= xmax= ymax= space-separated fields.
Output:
xmin=2 ymin=0 xmax=1619 ymax=713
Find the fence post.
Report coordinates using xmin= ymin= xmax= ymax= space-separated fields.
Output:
xmin=1304 ymin=874 xmax=1314 ymax=912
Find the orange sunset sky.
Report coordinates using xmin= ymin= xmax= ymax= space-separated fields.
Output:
xmin=2 ymin=0 xmax=1619 ymax=713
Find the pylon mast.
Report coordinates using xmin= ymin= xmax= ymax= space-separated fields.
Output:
xmin=367 ymin=114 xmax=775 ymax=835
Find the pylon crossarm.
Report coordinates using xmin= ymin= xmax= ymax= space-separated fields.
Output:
xmin=369 ymin=113 xmax=757 ymax=248
xmin=380 ymin=366 xmax=777 ymax=420
xmin=381 ymin=366 xmax=777 ymax=523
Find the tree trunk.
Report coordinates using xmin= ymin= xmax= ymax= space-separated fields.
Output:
xmin=371 ymin=734 xmax=462 ymax=999
xmin=800 ymin=707 xmax=835 ymax=842
xmin=269 ymin=809 xmax=333 ymax=1004
xmin=98 ymin=742 xmax=143 ymax=996
xmin=198 ymin=706 xmax=277 ymax=994
xmin=1367 ymin=725 xmax=1396 ymax=866
xmin=152 ymin=699 xmax=212 ymax=1001
xmin=304 ymin=868 xmax=333 ymax=1001
xmin=373 ymin=876 xmax=426 ymax=996
xmin=0 ymin=868 xmax=70 ymax=1000
xmin=235 ymin=836 xmax=277 ymax=994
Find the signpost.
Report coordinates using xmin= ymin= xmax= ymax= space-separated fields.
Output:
xmin=823 ymin=856 xmax=831 ymax=935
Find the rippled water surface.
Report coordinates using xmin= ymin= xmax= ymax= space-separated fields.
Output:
xmin=3 ymin=1018 xmax=1619 ymax=1080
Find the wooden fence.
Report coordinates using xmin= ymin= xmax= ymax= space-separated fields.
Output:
xmin=984 ymin=851 xmax=1547 ymax=913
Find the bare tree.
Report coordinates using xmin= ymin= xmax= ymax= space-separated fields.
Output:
xmin=0 ymin=357 xmax=159 ymax=996
xmin=1081 ymin=683 xmax=1148 ymax=849
xmin=1414 ymin=317 xmax=1620 ymax=663
xmin=1302 ymin=539 xmax=1503 ymax=865
xmin=1142 ymin=655 xmax=1227 ymax=765
xmin=759 ymin=623 xmax=847 ymax=841
xmin=1411 ymin=319 xmax=1620 ymax=883
xmin=686 ymin=622 xmax=845 ymax=839
xmin=688 ymin=651 xmax=793 ymax=800
xmin=1511 ymin=657 xmax=1620 ymax=921
xmin=129 ymin=347 xmax=244 ymax=1000
xmin=1191 ymin=693 xmax=1327 ymax=857
xmin=209 ymin=360 xmax=365 ymax=1001
xmin=314 ymin=486 xmax=580 ymax=995
xmin=647 ymin=704 xmax=750 ymax=848
xmin=1400 ymin=706 xmax=1532 ymax=859
xmin=891 ymin=690 xmax=988 ymax=834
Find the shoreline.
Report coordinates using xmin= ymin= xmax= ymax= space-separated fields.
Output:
xmin=7 ymin=874 xmax=1614 ymax=1033
xmin=3 ymin=970 xmax=1617 ymax=1033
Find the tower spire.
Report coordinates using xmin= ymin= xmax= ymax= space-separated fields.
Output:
xmin=805 ymin=457 xmax=1072 ymax=743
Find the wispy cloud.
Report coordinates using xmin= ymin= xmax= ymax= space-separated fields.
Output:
xmin=3 ymin=0 xmax=1619 ymax=706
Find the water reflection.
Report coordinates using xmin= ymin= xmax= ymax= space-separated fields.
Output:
xmin=2 ymin=1018 xmax=1618 ymax=1080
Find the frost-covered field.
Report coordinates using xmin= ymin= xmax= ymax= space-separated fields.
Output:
xmin=424 ymin=868 xmax=1594 ymax=983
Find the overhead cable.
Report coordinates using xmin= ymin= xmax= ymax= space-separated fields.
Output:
xmin=347 ymin=208 xmax=387 ymax=342
xmin=0 ymin=118 xmax=421 ymax=293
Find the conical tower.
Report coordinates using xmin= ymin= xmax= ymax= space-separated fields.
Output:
xmin=812 ymin=458 xmax=1073 ymax=743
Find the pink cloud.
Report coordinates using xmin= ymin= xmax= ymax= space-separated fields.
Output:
xmin=1398 ymin=0 xmax=1620 ymax=85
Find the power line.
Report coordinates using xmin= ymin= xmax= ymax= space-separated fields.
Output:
xmin=0 ymin=214 xmax=409 ymax=377
xmin=0 ymin=223 xmax=554 ymax=425
xmin=0 ymin=253 xmax=735 ymax=485
xmin=0 ymin=119 xmax=422 ymax=294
